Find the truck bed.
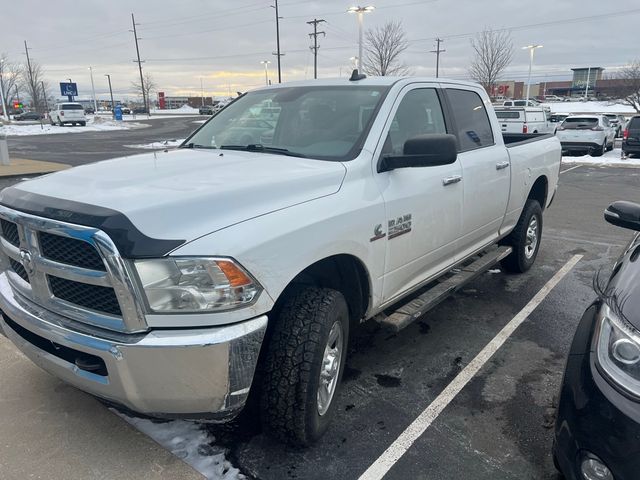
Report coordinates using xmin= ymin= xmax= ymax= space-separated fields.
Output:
xmin=502 ymin=132 xmax=554 ymax=147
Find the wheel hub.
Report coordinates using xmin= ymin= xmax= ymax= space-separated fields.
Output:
xmin=525 ymin=216 xmax=539 ymax=259
xmin=317 ymin=321 xmax=343 ymax=416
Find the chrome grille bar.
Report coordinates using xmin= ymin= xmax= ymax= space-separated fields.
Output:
xmin=0 ymin=204 xmax=147 ymax=333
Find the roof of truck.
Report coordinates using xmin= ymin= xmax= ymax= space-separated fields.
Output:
xmin=251 ymin=75 xmax=482 ymax=91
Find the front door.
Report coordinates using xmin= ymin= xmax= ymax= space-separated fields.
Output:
xmin=373 ymin=85 xmax=463 ymax=304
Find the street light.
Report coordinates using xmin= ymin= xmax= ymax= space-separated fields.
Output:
xmin=104 ymin=74 xmax=114 ymax=118
xmin=522 ymin=44 xmax=543 ymax=103
xmin=200 ymin=77 xmax=205 ymax=107
xmin=88 ymin=67 xmax=97 ymax=112
xmin=347 ymin=5 xmax=374 ymax=71
xmin=0 ymin=59 xmax=8 ymax=121
xmin=260 ymin=60 xmax=271 ymax=86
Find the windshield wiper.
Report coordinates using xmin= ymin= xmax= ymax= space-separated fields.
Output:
xmin=220 ymin=144 xmax=307 ymax=158
xmin=181 ymin=142 xmax=216 ymax=149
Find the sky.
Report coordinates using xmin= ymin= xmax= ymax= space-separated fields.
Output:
xmin=1 ymin=0 xmax=639 ymax=101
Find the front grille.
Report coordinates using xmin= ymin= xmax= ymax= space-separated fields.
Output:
xmin=1 ymin=219 xmax=19 ymax=247
xmin=39 ymin=232 xmax=106 ymax=271
xmin=49 ymin=275 xmax=122 ymax=316
xmin=9 ymin=259 xmax=29 ymax=283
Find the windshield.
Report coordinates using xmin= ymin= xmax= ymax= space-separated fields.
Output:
xmin=562 ymin=118 xmax=598 ymax=129
xmin=184 ymin=85 xmax=389 ymax=161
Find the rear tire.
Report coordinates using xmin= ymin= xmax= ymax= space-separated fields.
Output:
xmin=260 ymin=286 xmax=349 ymax=445
xmin=592 ymin=141 xmax=605 ymax=157
xmin=80 ymin=121 xmax=86 ymax=127
xmin=501 ymin=199 xmax=543 ymax=273
xmin=606 ymin=140 xmax=613 ymax=151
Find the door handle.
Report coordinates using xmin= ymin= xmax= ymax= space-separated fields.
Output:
xmin=496 ymin=161 xmax=510 ymax=170
xmin=442 ymin=175 xmax=462 ymax=186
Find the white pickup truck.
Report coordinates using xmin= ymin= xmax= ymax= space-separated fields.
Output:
xmin=0 ymin=75 xmax=561 ymax=445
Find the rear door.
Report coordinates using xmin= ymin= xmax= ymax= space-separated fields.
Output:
xmin=444 ymin=87 xmax=511 ymax=259
xmin=627 ymin=117 xmax=640 ymax=147
xmin=62 ymin=104 xmax=85 ymax=121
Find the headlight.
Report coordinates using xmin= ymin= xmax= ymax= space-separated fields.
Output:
xmin=595 ymin=303 xmax=640 ymax=396
xmin=134 ymin=257 xmax=261 ymax=313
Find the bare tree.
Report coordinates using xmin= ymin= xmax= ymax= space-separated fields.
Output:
xmin=0 ymin=53 xmax=21 ymax=114
xmin=21 ymin=58 xmax=47 ymax=113
xmin=468 ymin=29 xmax=514 ymax=94
xmin=609 ymin=61 xmax=640 ymax=112
xmin=363 ymin=21 xmax=410 ymax=76
xmin=131 ymin=72 xmax=156 ymax=110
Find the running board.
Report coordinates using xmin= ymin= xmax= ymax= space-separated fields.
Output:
xmin=375 ymin=245 xmax=513 ymax=332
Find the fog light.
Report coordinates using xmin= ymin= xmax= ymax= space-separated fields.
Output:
xmin=612 ymin=338 xmax=640 ymax=365
xmin=581 ymin=455 xmax=613 ymax=480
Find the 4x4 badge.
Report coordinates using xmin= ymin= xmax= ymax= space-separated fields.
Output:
xmin=370 ymin=224 xmax=386 ymax=242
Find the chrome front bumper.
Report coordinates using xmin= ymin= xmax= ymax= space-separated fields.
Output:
xmin=0 ymin=273 xmax=267 ymax=418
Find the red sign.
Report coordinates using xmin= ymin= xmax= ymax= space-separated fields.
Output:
xmin=158 ymin=92 xmax=165 ymax=110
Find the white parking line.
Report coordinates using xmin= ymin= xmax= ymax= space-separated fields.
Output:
xmin=560 ymin=165 xmax=581 ymax=174
xmin=358 ymin=254 xmax=583 ymax=480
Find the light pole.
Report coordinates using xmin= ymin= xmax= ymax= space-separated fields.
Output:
xmin=0 ymin=59 xmax=8 ymax=121
xmin=104 ymin=74 xmax=114 ymax=118
xmin=261 ymin=60 xmax=271 ymax=85
xmin=584 ymin=67 xmax=592 ymax=99
xmin=88 ymin=67 xmax=97 ymax=112
xmin=347 ymin=5 xmax=374 ymax=71
xmin=200 ymin=77 xmax=205 ymax=107
xmin=522 ymin=44 xmax=542 ymax=103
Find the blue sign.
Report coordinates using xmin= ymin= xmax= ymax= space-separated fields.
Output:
xmin=59 ymin=82 xmax=78 ymax=97
xmin=114 ymin=105 xmax=123 ymax=121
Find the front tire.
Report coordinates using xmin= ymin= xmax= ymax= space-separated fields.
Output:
xmin=260 ymin=286 xmax=349 ymax=445
xmin=501 ymin=199 xmax=543 ymax=273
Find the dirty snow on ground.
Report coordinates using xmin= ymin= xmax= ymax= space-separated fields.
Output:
xmin=541 ymin=101 xmax=636 ymax=116
xmin=118 ymin=413 xmax=246 ymax=480
xmin=562 ymin=147 xmax=640 ymax=167
xmin=0 ymin=117 xmax=146 ymax=136
xmin=125 ymin=138 xmax=186 ymax=149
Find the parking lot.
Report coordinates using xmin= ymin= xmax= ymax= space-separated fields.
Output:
xmin=0 ymin=118 xmax=636 ymax=480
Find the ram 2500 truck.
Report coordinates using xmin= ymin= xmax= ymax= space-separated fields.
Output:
xmin=0 ymin=76 xmax=561 ymax=445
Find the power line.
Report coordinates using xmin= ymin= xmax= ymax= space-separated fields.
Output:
xmin=307 ymin=19 xmax=326 ymax=79
xmin=430 ymin=38 xmax=445 ymax=78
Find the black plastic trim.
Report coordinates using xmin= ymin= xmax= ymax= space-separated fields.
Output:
xmin=0 ymin=187 xmax=185 ymax=258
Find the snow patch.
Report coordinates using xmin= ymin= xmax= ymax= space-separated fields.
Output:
xmin=541 ymin=101 xmax=636 ymax=115
xmin=117 ymin=413 xmax=246 ymax=480
xmin=487 ymin=269 xmax=501 ymax=274
xmin=0 ymin=118 xmax=145 ymax=136
xmin=125 ymin=138 xmax=186 ymax=150
xmin=562 ymin=148 xmax=640 ymax=167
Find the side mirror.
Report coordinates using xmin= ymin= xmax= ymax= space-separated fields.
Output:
xmin=379 ymin=134 xmax=458 ymax=173
xmin=605 ymin=201 xmax=640 ymax=231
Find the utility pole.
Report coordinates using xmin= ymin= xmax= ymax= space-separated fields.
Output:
xmin=307 ymin=19 xmax=326 ymax=80
xmin=271 ymin=0 xmax=283 ymax=83
xmin=131 ymin=13 xmax=148 ymax=115
xmin=24 ymin=40 xmax=37 ymax=111
xmin=40 ymin=81 xmax=49 ymax=115
xmin=105 ymin=74 xmax=115 ymax=118
xmin=200 ymin=77 xmax=205 ymax=106
xmin=430 ymin=38 xmax=445 ymax=78
xmin=88 ymin=66 xmax=97 ymax=112
xmin=0 ymin=59 xmax=8 ymax=121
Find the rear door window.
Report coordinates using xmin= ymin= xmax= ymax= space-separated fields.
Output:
xmin=446 ymin=89 xmax=494 ymax=151
xmin=495 ymin=111 xmax=521 ymax=120
xmin=628 ymin=118 xmax=640 ymax=130
xmin=562 ymin=118 xmax=598 ymax=129
xmin=61 ymin=104 xmax=83 ymax=110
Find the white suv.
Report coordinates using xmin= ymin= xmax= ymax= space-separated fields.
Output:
xmin=49 ymin=103 xmax=87 ymax=127
xmin=556 ymin=115 xmax=616 ymax=156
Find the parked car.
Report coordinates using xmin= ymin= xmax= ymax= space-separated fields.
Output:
xmin=122 ymin=107 xmax=131 ymax=115
xmin=494 ymin=106 xmax=553 ymax=134
xmin=132 ymin=107 xmax=148 ymax=114
xmin=84 ymin=106 xmax=95 ymax=115
xmin=0 ymin=77 xmax=561 ymax=445
xmin=549 ymin=113 xmax=571 ymax=125
xmin=13 ymin=111 xmax=43 ymax=121
xmin=199 ymin=104 xmax=218 ymax=115
xmin=622 ymin=115 xmax=640 ymax=157
xmin=556 ymin=115 xmax=616 ymax=156
xmin=542 ymin=95 xmax=567 ymax=102
xmin=604 ymin=114 xmax=626 ymax=137
xmin=554 ymin=200 xmax=640 ymax=480
xmin=49 ymin=102 xmax=87 ymax=126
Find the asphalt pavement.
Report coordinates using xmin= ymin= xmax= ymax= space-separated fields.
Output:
xmin=0 ymin=123 xmax=638 ymax=480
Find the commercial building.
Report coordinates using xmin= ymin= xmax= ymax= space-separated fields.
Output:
xmin=160 ymin=96 xmax=217 ymax=109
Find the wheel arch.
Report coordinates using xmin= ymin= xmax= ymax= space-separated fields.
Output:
xmin=528 ymin=175 xmax=548 ymax=211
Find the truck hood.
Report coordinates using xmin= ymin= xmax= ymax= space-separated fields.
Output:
xmin=4 ymin=149 xmax=347 ymax=251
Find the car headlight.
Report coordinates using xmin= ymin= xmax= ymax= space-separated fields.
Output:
xmin=134 ymin=257 xmax=261 ymax=313
xmin=595 ymin=303 xmax=640 ymax=396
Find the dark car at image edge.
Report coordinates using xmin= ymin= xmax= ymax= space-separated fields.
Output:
xmin=622 ymin=116 xmax=640 ymax=157
xmin=554 ymin=201 xmax=640 ymax=480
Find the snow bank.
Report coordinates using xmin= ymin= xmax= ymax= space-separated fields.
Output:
xmin=562 ymin=148 xmax=640 ymax=167
xmin=118 ymin=413 xmax=246 ymax=480
xmin=542 ymin=101 xmax=637 ymax=116
xmin=0 ymin=118 xmax=145 ymax=136
xmin=125 ymin=138 xmax=186 ymax=149
xmin=151 ymin=105 xmax=200 ymax=115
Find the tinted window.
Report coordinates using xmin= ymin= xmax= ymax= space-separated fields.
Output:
xmin=562 ymin=118 xmax=598 ymax=129
xmin=495 ymin=111 xmax=521 ymax=119
xmin=61 ymin=104 xmax=84 ymax=110
xmin=628 ymin=117 xmax=640 ymax=130
xmin=447 ymin=89 xmax=494 ymax=151
xmin=383 ymin=88 xmax=446 ymax=156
